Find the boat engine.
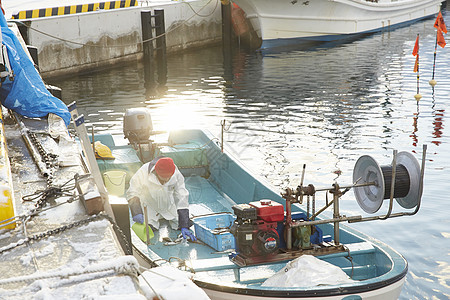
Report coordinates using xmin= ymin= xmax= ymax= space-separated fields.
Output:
xmin=230 ymin=200 xmax=284 ymax=257
xmin=123 ymin=107 xmax=153 ymax=144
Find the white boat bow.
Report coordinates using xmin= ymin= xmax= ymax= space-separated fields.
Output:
xmin=232 ymin=0 xmax=445 ymax=48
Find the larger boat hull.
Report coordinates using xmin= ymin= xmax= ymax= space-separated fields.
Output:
xmin=232 ymin=0 xmax=444 ymax=48
xmin=201 ymin=276 xmax=406 ymax=300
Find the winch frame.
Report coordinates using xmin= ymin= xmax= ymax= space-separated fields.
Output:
xmin=282 ymin=145 xmax=427 ymax=249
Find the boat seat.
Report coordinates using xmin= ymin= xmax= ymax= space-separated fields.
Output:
xmin=89 ymin=134 xmax=143 ymax=184
xmin=156 ymin=141 xmax=209 ymax=177
xmin=97 ymin=146 xmax=142 ymax=182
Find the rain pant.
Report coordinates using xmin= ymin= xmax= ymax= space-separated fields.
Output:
xmin=127 ymin=161 xmax=189 ymax=229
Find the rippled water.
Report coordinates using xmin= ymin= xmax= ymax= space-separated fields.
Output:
xmin=50 ymin=10 xmax=450 ymax=300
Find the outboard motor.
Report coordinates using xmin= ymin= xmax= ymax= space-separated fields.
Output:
xmin=230 ymin=200 xmax=284 ymax=257
xmin=123 ymin=107 xmax=153 ymax=144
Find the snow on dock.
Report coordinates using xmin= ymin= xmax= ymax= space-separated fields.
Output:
xmin=0 ymin=112 xmax=143 ymax=299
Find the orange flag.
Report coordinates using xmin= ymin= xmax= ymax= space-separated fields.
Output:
xmin=437 ymin=28 xmax=446 ymax=48
xmin=412 ymin=34 xmax=419 ymax=56
xmin=413 ymin=55 xmax=419 ymax=73
xmin=434 ymin=11 xmax=447 ymax=34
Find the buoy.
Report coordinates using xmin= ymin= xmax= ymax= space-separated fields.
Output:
xmin=414 ymin=94 xmax=422 ymax=101
xmin=429 ymin=79 xmax=437 ymax=87
xmin=231 ymin=3 xmax=249 ymax=37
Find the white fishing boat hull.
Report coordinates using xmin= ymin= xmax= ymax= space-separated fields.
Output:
xmin=232 ymin=0 xmax=444 ymax=48
xmin=201 ymin=276 xmax=405 ymax=300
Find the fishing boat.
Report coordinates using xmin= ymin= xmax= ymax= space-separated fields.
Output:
xmin=231 ymin=0 xmax=445 ymax=49
xmin=90 ymin=107 xmax=427 ymax=299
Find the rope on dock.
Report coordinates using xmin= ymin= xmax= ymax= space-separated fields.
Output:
xmin=0 ymin=255 xmax=139 ymax=285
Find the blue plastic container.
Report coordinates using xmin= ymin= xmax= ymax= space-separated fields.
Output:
xmin=192 ymin=213 xmax=236 ymax=251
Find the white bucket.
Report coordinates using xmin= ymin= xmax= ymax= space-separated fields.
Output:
xmin=103 ymin=170 xmax=127 ymax=196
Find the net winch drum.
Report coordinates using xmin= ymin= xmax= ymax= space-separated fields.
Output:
xmin=123 ymin=107 xmax=153 ymax=143
xmin=352 ymin=152 xmax=421 ymax=214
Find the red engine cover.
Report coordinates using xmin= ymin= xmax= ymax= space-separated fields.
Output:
xmin=249 ymin=199 xmax=284 ymax=222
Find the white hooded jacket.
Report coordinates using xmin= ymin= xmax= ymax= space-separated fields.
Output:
xmin=127 ymin=162 xmax=189 ymax=229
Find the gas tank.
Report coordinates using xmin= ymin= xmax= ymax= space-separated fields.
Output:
xmin=249 ymin=199 xmax=284 ymax=222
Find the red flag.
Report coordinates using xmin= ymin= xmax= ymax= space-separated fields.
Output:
xmin=434 ymin=11 xmax=447 ymax=34
xmin=437 ymin=28 xmax=446 ymax=48
xmin=413 ymin=55 xmax=419 ymax=73
xmin=412 ymin=34 xmax=419 ymax=56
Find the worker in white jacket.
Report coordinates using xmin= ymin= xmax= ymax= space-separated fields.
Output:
xmin=127 ymin=157 xmax=196 ymax=240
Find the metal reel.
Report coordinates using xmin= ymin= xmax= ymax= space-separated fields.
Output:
xmin=395 ymin=152 xmax=421 ymax=209
xmin=353 ymin=155 xmax=384 ymax=214
xmin=352 ymin=152 xmax=421 ymax=214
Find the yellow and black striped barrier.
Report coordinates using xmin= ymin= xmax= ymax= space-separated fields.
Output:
xmin=11 ymin=0 xmax=138 ymax=20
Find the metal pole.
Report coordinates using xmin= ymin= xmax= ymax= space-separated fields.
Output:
xmin=291 ymin=215 xmax=362 ymax=227
xmin=314 ymin=181 xmax=375 ymax=192
xmin=286 ymin=198 xmax=292 ymax=250
xmin=332 ymin=185 xmax=340 ymax=245
xmin=380 ymin=150 xmax=397 ymax=220
xmin=406 ymin=144 xmax=427 ymax=216
xmin=432 ymin=33 xmax=438 ymax=81
xmin=299 ymin=164 xmax=306 ymax=204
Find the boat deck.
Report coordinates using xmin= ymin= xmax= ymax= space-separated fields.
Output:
xmin=132 ymin=175 xmax=380 ymax=285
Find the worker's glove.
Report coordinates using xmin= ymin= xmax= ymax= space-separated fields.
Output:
xmin=181 ymin=228 xmax=197 ymax=241
xmin=133 ymin=214 xmax=144 ymax=224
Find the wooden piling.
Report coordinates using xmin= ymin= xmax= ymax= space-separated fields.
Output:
xmin=154 ymin=9 xmax=167 ymax=86
xmin=141 ymin=10 xmax=155 ymax=92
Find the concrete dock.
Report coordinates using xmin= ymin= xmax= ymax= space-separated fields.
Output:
xmin=4 ymin=0 xmax=223 ymax=77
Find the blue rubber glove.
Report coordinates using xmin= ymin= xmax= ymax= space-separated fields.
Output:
xmin=181 ymin=228 xmax=197 ymax=241
xmin=133 ymin=214 xmax=144 ymax=224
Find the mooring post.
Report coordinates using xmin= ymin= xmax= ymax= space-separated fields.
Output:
xmin=221 ymin=0 xmax=232 ymax=60
xmin=154 ymin=9 xmax=167 ymax=86
xmin=141 ymin=10 xmax=155 ymax=92
xmin=141 ymin=10 xmax=154 ymax=66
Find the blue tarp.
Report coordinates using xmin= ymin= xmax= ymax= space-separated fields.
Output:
xmin=0 ymin=12 xmax=71 ymax=126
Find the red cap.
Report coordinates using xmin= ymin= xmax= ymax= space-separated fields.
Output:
xmin=155 ymin=157 xmax=175 ymax=178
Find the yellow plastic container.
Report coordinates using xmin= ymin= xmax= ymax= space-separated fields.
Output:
xmin=0 ymin=184 xmax=15 ymax=229
xmin=0 ymin=111 xmax=15 ymax=230
xmin=103 ymin=170 xmax=127 ymax=196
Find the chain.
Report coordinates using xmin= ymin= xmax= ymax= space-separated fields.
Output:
xmin=23 ymin=174 xmax=90 ymax=218
xmin=0 ymin=214 xmax=102 ymax=255
xmin=27 ymin=129 xmax=59 ymax=186
xmin=0 ymin=213 xmax=132 ymax=255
